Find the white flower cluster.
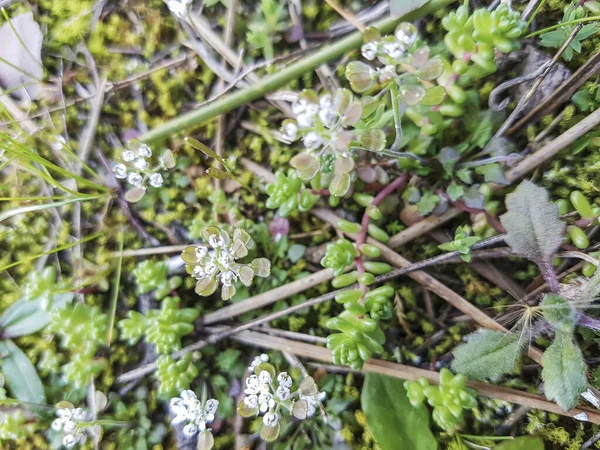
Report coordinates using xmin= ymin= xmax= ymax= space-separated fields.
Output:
xmin=113 ymin=142 xmax=165 ymax=189
xmin=170 ymin=390 xmax=219 ymax=437
xmin=248 ymin=353 xmax=270 ymax=372
xmin=51 ymin=407 xmax=92 ymax=448
xmin=361 ymin=22 xmax=418 ymax=62
xmin=167 ymin=0 xmax=192 ymax=17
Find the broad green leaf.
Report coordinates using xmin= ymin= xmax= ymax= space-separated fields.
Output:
xmin=0 ymin=292 xmax=73 ymax=338
xmin=361 ymin=373 xmax=437 ymax=450
xmin=494 ymin=436 xmax=544 ymax=450
xmin=500 ymin=181 xmax=564 ymax=266
xmin=540 ymin=294 xmax=576 ymax=332
xmin=390 ymin=0 xmax=430 ymax=19
xmin=541 ymin=331 xmax=587 ymax=410
xmin=451 ymin=330 xmax=523 ymax=381
xmin=421 ymin=86 xmax=446 ymax=106
xmin=0 ymin=339 xmax=45 ymax=403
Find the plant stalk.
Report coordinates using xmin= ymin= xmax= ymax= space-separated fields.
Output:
xmin=139 ymin=0 xmax=457 ymax=143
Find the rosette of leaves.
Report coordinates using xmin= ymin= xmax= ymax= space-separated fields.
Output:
xmin=283 ymin=89 xmax=363 ymax=197
xmin=438 ymin=226 xmax=481 ymax=262
xmin=320 ymin=239 xmax=358 ymax=276
xmin=118 ymin=296 xmax=198 ymax=354
xmin=181 ymin=227 xmax=271 ymax=300
xmin=443 ymin=4 xmax=526 ymax=76
xmin=156 ymin=354 xmax=198 ymax=397
xmin=404 ymin=368 xmax=477 ymax=431
xmin=265 ymin=170 xmax=319 ymax=217
xmin=132 ymin=260 xmax=182 ymax=300
xmin=48 ymin=303 xmax=108 ymax=387
xmin=326 ymin=311 xmax=385 ymax=370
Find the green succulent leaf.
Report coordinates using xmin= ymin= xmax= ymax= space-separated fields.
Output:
xmin=541 ymin=331 xmax=587 ymax=411
xmin=451 ymin=330 xmax=523 ymax=381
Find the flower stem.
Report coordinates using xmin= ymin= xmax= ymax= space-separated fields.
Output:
xmin=139 ymin=0 xmax=458 ymax=143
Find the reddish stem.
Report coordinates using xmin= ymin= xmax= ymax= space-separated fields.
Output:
xmin=439 ymin=191 xmax=506 ymax=234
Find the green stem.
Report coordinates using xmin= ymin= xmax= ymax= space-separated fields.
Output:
xmin=389 ymin=81 xmax=403 ymax=151
xmin=524 ymin=15 xmax=600 ymax=38
xmin=139 ymin=0 xmax=458 ymax=143
xmin=459 ymin=433 xmax=514 ymax=442
xmin=526 ymin=0 xmax=547 ymax=27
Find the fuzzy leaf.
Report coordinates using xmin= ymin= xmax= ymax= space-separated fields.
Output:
xmin=451 ymin=330 xmax=523 ymax=381
xmin=0 ymin=292 xmax=72 ymax=338
xmin=361 ymin=373 xmax=437 ymax=450
xmin=390 ymin=0 xmax=430 ymax=19
xmin=0 ymin=339 xmax=45 ymax=403
xmin=541 ymin=331 xmax=587 ymax=410
xmin=500 ymin=181 xmax=564 ymax=265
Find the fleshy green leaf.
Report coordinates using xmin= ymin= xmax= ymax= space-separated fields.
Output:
xmin=451 ymin=330 xmax=523 ymax=381
xmin=420 ymin=85 xmax=446 ymax=106
xmin=0 ymin=339 xmax=45 ymax=403
xmin=494 ymin=436 xmax=544 ymax=450
xmin=541 ymin=331 xmax=587 ymax=410
xmin=361 ymin=373 xmax=437 ymax=450
xmin=500 ymin=181 xmax=564 ymax=266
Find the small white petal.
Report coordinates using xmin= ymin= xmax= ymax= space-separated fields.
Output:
xmin=127 ymin=172 xmax=143 ymax=187
xmin=149 ymin=173 xmax=164 ymax=188
xmin=122 ymin=150 xmax=136 ymax=162
xmin=113 ymin=163 xmax=127 ymax=179
xmin=133 ymin=157 xmax=149 ymax=171
xmin=183 ymin=423 xmax=199 ymax=436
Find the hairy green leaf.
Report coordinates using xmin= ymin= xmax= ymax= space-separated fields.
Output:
xmin=541 ymin=331 xmax=587 ymax=410
xmin=362 ymin=373 xmax=437 ymax=450
xmin=500 ymin=181 xmax=564 ymax=266
xmin=0 ymin=339 xmax=45 ymax=403
xmin=451 ymin=330 xmax=523 ymax=381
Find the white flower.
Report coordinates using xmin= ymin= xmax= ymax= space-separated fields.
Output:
xmin=245 ymin=375 xmax=260 ymax=395
xmin=137 ymin=144 xmax=152 ymax=158
xmin=122 ymin=150 xmax=136 ymax=162
xmin=168 ymin=0 xmax=192 ymax=17
xmin=277 ymin=372 xmax=293 ymax=389
xmin=127 ymin=172 xmax=143 ymax=187
xmin=263 ymin=412 xmax=279 ymax=426
xmin=292 ymin=98 xmax=308 ymax=115
xmin=221 ymin=270 xmax=237 ymax=286
xmin=319 ymin=108 xmax=337 ymax=128
xmin=208 ymin=234 xmax=224 ymax=248
xmin=113 ymin=163 xmax=127 ymax=179
xmin=52 ymin=406 xmax=91 ymax=448
xmin=62 ymin=434 xmax=79 ymax=449
xmin=296 ymin=112 xmax=313 ymax=128
xmin=383 ymin=41 xmax=405 ymax=60
xmin=258 ymin=370 xmax=272 ymax=384
xmin=170 ymin=390 xmax=218 ymax=436
xmin=248 ymin=353 xmax=269 ymax=371
xmin=149 ymin=173 xmax=164 ymax=188
xmin=378 ymin=65 xmax=397 ymax=83
xmin=361 ymin=41 xmax=378 ymax=60
xmin=258 ymin=392 xmax=275 ymax=413
xmin=395 ymin=24 xmax=417 ymax=47
xmin=244 ymin=394 xmax=258 ymax=409
xmin=300 ymin=391 xmax=325 ymax=417
xmin=319 ymin=94 xmax=333 ymax=109
xmin=133 ymin=157 xmax=149 ymax=171
xmin=192 ymin=266 xmax=206 ymax=279
xmin=305 ymin=104 xmax=319 ymax=116
xmin=282 ymin=122 xmax=298 ymax=141
xmin=276 ymin=385 xmax=290 ymax=401
xmin=303 ymin=131 xmax=322 ymax=150
xmin=195 ymin=246 xmax=208 ymax=260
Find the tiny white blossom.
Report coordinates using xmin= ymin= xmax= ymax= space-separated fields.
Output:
xmin=361 ymin=41 xmax=378 ymax=60
xmin=258 ymin=370 xmax=272 ymax=384
xmin=277 ymin=372 xmax=293 ymax=389
xmin=127 ymin=172 xmax=143 ymax=187
xmin=263 ymin=412 xmax=279 ymax=426
xmin=62 ymin=434 xmax=79 ymax=448
xmin=244 ymin=394 xmax=258 ymax=408
xmin=276 ymin=385 xmax=291 ymax=401
xmin=113 ymin=163 xmax=127 ymax=179
xmin=138 ymin=144 xmax=152 ymax=158
xmin=292 ymin=99 xmax=308 ymax=115
xmin=303 ymin=131 xmax=322 ymax=150
xmin=149 ymin=173 xmax=164 ymax=188
xmin=221 ymin=271 xmax=237 ymax=286
xmin=208 ymin=234 xmax=224 ymax=248
xmin=170 ymin=390 xmax=218 ymax=437
xmin=296 ymin=112 xmax=313 ymax=128
xmin=168 ymin=0 xmax=192 ymax=17
xmin=183 ymin=423 xmax=199 ymax=436
xmin=122 ymin=150 xmax=136 ymax=162
xmin=133 ymin=157 xmax=149 ymax=171
xmin=319 ymin=108 xmax=337 ymax=128
xmin=249 ymin=353 xmax=269 ymax=371
xmin=245 ymin=375 xmax=260 ymax=395
xmin=282 ymin=122 xmax=298 ymax=141
xmin=258 ymin=392 xmax=275 ymax=413
xmin=383 ymin=41 xmax=405 ymax=60
xmin=195 ymin=246 xmax=208 ymax=260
